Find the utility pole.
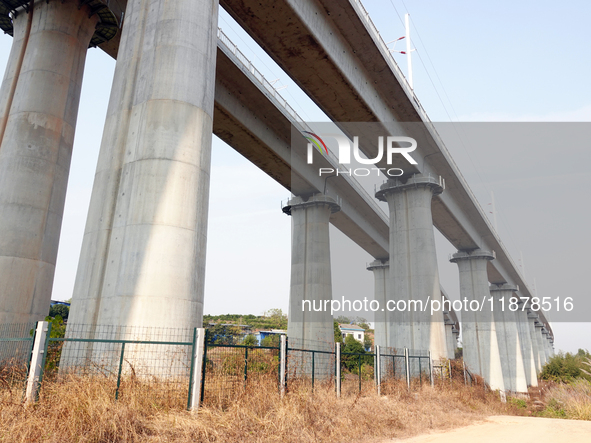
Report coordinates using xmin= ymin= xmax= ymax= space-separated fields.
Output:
xmin=405 ymin=14 xmax=413 ymax=89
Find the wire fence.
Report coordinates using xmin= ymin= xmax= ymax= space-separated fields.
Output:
xmin=0 ymin=322 xmax=36 ymax=395
xmin=1 ymin=322 xmax=483 ymax=409
xmin=201 ymin=331 xmax=280 ymax=408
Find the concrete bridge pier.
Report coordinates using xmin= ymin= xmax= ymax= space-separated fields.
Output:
xmin=542 ymin=329 xmax=551 ymax=362
xmin=450 ymin=249 xmax=505 ymax=391
xmin=490 ymin=284 xmax=528 ymax=393
xmin=535 ymin=321 xmax=548 ymax=368
xmin=444 ymin=316 xmax=457 ymax=360
xmin=0 ymin=0 xmax=103 ymax=324
xmin=283 ymin=194 xmax=339 ymax=354
xmin=527 ymin=311 xmax=543 ymax=373
xmin=367 ymin=260 xmax=389 ymax=349
xmin=67 ymin=0 xmax=220 ymax=333
xmin=375 ymin=175 xmax=447 ymax=360
xmin=515 ymin=298 xmax=538 ymax=387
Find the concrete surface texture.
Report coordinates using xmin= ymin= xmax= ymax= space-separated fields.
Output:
xmin=376 ymin=175 xmax=447 ymax=360
xmin=451 ymin=249 xmax=505 ymax=391
xmin=286 ymin=194 xmax=340 ymax=349
xmin=368 ymin=260 xmax=389 ymax=349
xmin=444 ymin=322 xmax=456 ymax=360
xmin=527 ymin=313 xmax=542 ymax=372
xmin=515 ymin=298 xmax=539 ymax=387
xmin=535 ymin=322 xmax=548 ymax=367
xmin=490 ymin=284 xmax=528 ymax=392
xmin=67 ymin=0 xmax=219 ymax=333
xmin=0 ymin=0 xmax=98 ymax=324
xmin=387 ymin=415 xmax=591 ymax=443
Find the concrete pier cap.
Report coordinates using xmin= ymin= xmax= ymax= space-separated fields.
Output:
xmin=282 ymin=193 xmax=341 ymax=215
xmin=366 ymin=259 xmax=389 ymax=271
xmin=374 ymin=173 xmax=444 ymax=201
xmin=0 ymin=0 xmax=120 ymax=48
xmin=450 ymin=248 xmax=496 ymax=263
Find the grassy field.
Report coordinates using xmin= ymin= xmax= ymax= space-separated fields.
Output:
xmin=0 ymin=371 xmax=524 ymax=443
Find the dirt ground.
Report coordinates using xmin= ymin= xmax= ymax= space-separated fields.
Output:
xmin=386 ymin=415 xmax=591 ymax=443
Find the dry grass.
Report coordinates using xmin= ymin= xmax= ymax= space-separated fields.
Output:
xmin=0 ymin=367 xmax=525 ymax=443
xmin=538 ymin=379 xmax=591 ymax=421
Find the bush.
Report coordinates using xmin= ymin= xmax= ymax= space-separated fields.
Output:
xmin=540 ymin=350 xmax=591 ymax=383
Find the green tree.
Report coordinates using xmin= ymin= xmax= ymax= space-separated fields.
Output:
xmin=334 ymin=320 xmax=343 ymax=344
xmin=243 ymin=334 xmax=258 ymax=346
xmin=540 ymin=351 xmax=591 ymax=383
xmin=260 ymin=334 xmax=281 ymax=348
xmin=206 ymin=323 xmax=242 ymax=345
xmin=48 ymin=304 xmax=69 ymax=321
xmin=263 ymin=309 xmax=288 ymax=329
xmin=342 ymin=334 xmax=372 ymax=371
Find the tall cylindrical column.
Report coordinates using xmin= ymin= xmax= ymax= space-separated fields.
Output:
xmin=450 ymin=249 xmax=505 ymax=391
xmin=444 ymin=318 xmax=456 ymax=360
xmin=0 ymin=0 xmax=100 ymax=324
xmin=534 ymin=320 xmax=547 ymax=367
xmin=542 ymin=329 xmax=551 ymax=362
xmin=528 ymin=310 xmax=542 ymax=373
xmin=67 ymin=0 xmax=219 ymax=333
xmin=367 ymin=260 xmax=389 ymax=349
xmin=490 ymin=284 xmax=528 ymax=393
xmin=515 ymin=298 xmax=538 ymax=387
xmin=284 ymin=194 xmax=340 ymax=349
xmin=375 ymin=175 xmax=447 ymax=360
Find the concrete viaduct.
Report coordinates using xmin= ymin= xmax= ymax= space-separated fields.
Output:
xmin=0 ymin=0 xmax=554 ymax=393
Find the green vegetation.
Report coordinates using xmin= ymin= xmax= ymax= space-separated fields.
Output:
xmin=539 ymin=349 xmax=591 ymax=383
xmin=536 ymin=349 xmax=591 ymax=421
xmin=334 ymin=320 xmax=343 ymax=344
xmin=48 ymin=303 xmax=69 ymax=321
xmin=242 ymin=334 xmax=258 ymax=346
xmin=260 ymin=334 xmax=281 ymax=348
xmin=204 ymin=309 xmax=287 ymax=331
xmin=341 ymin=334 xmax=373 ymax=374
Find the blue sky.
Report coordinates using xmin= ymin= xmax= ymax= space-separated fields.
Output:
xmin=0 ymin=0 xmax=588 ymax=352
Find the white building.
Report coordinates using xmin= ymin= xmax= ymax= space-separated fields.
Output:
xmin=339 ymin=324 xmax=365 ymax=343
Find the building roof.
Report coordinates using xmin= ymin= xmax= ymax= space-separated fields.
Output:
xmin=339 ymin=324 xmax=365 ymax=331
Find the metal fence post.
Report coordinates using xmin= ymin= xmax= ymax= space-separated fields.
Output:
xmin=188 ymin=327 xmax=206 ymax=412
xmin=186 ymin=328 xmax=197 ymax=410
xmin=429 ymin=351 xmax=434 ymax=387
xmin=115 ymin=342 xmax=126 ymax=400
xmin=358 ymin=354 xmax=362 ymax=393
xmin=280 ymin=335 xmax=286 ymax=397
xmin=375 ymin=345 xmax=381 ymax=395
xmin=25 ymin=321 xmax=49 ymax=404
xmin=200 ymin=329 xmax=208 ymax=403
xmin=335 ymin=342 xmax=341 ymax=398
xmin=418 ymin=357 xmax=422 ymax=386
xmin=404 ymin=347 xmax=410 ymax=390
